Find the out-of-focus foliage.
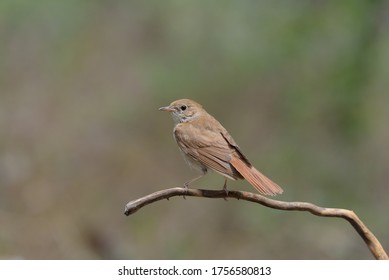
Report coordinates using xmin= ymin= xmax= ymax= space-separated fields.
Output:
xmin=0 ymin=0 xmax=388 ymax=259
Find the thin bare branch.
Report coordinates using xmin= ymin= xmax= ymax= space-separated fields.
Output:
xmin=124 ymin=187 xmax=388 ymax=260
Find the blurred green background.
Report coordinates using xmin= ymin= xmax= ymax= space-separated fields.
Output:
xmin=1 ymin=0 xmax=388 ymax=259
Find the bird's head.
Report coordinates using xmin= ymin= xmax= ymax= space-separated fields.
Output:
xmin=159 ymin=99 xmax=203 ymax=124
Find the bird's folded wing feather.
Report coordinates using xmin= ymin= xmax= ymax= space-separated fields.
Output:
xmin=174 ymin=123 xmax=240 ymax=178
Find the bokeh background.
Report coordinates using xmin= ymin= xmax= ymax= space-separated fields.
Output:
xmin=1 ymin=0 xmax=388 ymax=259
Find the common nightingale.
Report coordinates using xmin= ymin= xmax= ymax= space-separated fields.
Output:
xmin=159 ymin=99 xmax=283 ymax=196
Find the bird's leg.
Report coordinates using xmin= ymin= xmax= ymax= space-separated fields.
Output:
xmin=183 ymin=168 xmax=207 ymax=198
xmin=222 ymin=178 xmax=229 ymax=199
xmin=183 ymin=174 xmax=203 ymax=189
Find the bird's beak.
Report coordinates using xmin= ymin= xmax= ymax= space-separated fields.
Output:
xmin=159 ymin=105 xmax=175 ymax=112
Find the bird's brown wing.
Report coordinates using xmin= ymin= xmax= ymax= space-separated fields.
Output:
xmin=221 ymin=129 xmax=283 ymax=195
xmin=174 ymin=123 xmax=240 ymax=179
xmin=220 ymin=130 xmax=251 ymax=164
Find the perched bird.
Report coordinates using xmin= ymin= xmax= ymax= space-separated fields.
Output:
xmin=159 ymin=99 xmax=283 ymax=196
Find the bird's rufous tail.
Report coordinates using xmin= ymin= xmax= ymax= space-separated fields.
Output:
xmin=230 ymin=156 xmax=283 ymax=196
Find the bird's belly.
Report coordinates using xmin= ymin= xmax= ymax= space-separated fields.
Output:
xmin=179 ymin=149 xmax=207 ymax=173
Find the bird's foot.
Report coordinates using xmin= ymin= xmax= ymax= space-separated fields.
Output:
xmin=182 ymin=182 xmax=190 ymax=199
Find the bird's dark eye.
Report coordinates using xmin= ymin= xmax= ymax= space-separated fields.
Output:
xmin=180 ymin=105 xmax=187 ymax=111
